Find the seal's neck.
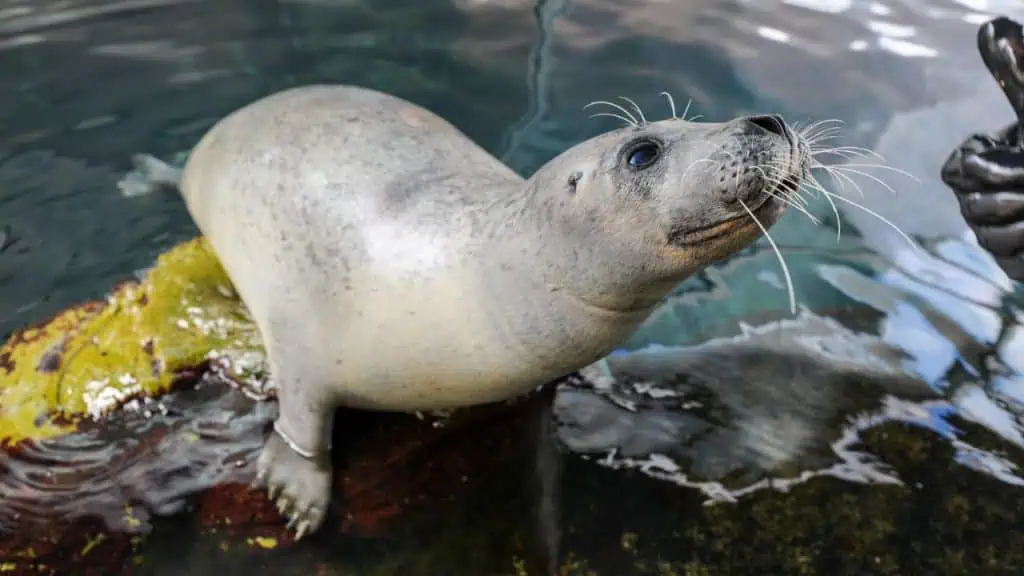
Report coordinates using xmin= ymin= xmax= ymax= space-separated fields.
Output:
xmin=485 ymin=180 xmax=684 ymax=314
xmin=458 ymin=179 xmax=690 ymax=379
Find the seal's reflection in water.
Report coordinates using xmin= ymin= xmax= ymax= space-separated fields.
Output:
xmin=554 ymin=306 xmax=1024 ymax=503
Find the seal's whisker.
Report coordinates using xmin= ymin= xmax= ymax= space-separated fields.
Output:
xmin=792 ymin=119 xmax=917 ymax=243
xmin=824 ymin=164 xmax=904 ymax=195
xmin=716 ymin=148 xmax=815 ymax=230
xmin=802 ymin=129 xmax=841 ymax=143
xmin=753 ymin=162 xmax=800 ymax=200
xmin=789 ymin=189 xmax=813 ymax=208
xmin=617 ymin=96 xmax=648 ymax=124
xmin=810 ymin=148 xmax=887 ymax=165
xmin=799 ymin=125 xmax=861 ymax=156
xmin=808 ymin=143 xmax=894 ymax=167
xmin=756 ymin=159 xmax=813 ymax=208
xmin=797 ymin=120 xmax=845 ymax=144
xmin=801 ymin=117 xmax=846 ymax=130
xmin=803 ymin=131 xmax=844 ymax=148
xmin=682 ymin=99 xmax=700 ymax=121
xmin=583 ymin=101 xmax=639 ymax=127
xmin=826 ymin=145 xmax=884 ymax=161
xmin=718 ymin=151 xmax=782 ymax=209
xmin=810 ymin=159 xmax=918 ymax=248
xmin=773 ymin=181 xmax=823 ymax=227
xmin=804 ymin=136 xmax=853 ymax=155
xmin=743 ymin=157 xmax=817 ymax=222
xmin=770 ymin=187 xmax=818 ymax=221
xmin=798 ymin=117 xmax=846 ymax=134
xmin=758 ymin=162 xmax=777 ymax=190
xmin=830 ymin=162 xmax=919 ymax=182
xmin=819 ymin=189 xmax=919 ymax=250
xmin=812 ymin=163 xmax=865 ymax=199
xmin=587 ymin=112 xmax=638 ymax=128
xmin=804 ymin=133 xmax=919 ymax=197
xmin=739 ymin=198 xmax=796 ymax=314
xmin=658 ymin=91 xmax=678 ymax=120
xmin=679 ymin=157 xmax=717 ymax=182
xmin=748 ymin=156 xmax=793 ymax=185
xmin=802 ymin=125 xmax=846 ymax=140
xmin=755 ymin=156 xmax=843 ymax=240
xmin=799 ymin=172 xmax=843 ymax=241
xmin=787 ymin=180 xmax=820 ymax=212
xmin=810 ymin=148 xmax=864 ymax=159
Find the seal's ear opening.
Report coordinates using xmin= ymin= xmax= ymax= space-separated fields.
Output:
xmin=567 ymin=171 xmax=582 ymax=194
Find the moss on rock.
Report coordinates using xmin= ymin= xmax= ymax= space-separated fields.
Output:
xmin=0 ymin=238 xmax=264 ymax=445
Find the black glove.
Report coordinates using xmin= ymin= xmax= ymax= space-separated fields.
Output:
xmin=941 ymin=16 xmax=1024 ymax=281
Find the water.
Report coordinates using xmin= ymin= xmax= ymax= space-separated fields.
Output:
xmin=3 ymin=0 xmax=1024 ymax=574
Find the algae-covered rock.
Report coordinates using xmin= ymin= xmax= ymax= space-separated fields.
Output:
xmin=0 ymin=236 xmax=271 ymax=574
xmin=0 ymin=238 xmax=265 ymax=445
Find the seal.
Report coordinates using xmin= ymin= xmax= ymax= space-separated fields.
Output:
xmin=125 ymin=84 xmax=809 ymax=537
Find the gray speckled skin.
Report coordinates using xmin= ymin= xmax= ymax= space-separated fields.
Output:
xmin=175 ymin=84 xmax=806 ymax=536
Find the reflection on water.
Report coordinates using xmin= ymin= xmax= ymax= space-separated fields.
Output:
xmin=3 ymin=0 xmax=1024 ymax=574
xmin=563 ymin=308 xmax=1023 ymax=498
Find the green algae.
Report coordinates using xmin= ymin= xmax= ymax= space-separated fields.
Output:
xmin=0 ymin=237 xmax=264 ymax=444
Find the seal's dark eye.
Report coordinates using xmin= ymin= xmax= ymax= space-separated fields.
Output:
xmin=627 ymin=142 xmax=660 ymax=169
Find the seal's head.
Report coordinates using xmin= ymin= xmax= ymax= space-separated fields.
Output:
xmin=524 ymin=113 xmax=809 ymax=309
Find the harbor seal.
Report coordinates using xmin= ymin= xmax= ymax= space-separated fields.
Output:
xmin=126 ymin=84 xmax=809 ymax=537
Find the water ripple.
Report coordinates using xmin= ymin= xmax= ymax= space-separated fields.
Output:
xmin=556 ymin=307 xmax=1024 ymax=502
xmin=0 ymin=375 xmax=271 ymax=534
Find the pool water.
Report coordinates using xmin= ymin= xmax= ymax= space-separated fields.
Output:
xmin=3 ymin=0 xmax=1024 ymax=574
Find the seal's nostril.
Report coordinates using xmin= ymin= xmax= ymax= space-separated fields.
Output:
xmin=746 ymin=114 xmax=787 ymax=138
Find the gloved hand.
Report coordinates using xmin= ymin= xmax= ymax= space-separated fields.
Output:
xmin=941 ymin=16 xmax=1024 ymax=281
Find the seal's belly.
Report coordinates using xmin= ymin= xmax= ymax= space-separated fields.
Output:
xmin=327 ymin=276 xmax=553 ymax=412
xmin=334 ymin=324 xmax=548 ymax=412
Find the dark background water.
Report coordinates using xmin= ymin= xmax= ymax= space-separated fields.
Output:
xmin=4 ymin=0 xmax=1024 ymax=574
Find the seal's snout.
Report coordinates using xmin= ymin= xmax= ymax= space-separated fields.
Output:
xmin=705 ymin=113 xmax=802 ymax=208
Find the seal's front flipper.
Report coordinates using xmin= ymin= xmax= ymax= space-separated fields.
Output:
xmin=254 ymin=426 xmax=333 ymax=539
xmin=253 ymin=350 xmax=336 ymax=539
xmin=117 ymin=154 xmax=183 ymax=198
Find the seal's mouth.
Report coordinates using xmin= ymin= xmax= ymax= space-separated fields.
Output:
xmin=668 ymin=174 xmax=799 ymax=247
